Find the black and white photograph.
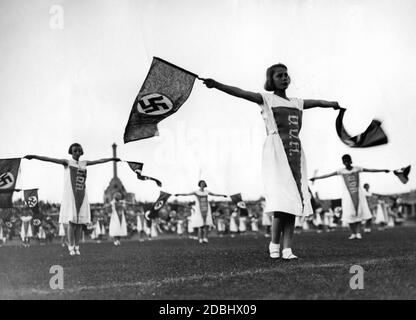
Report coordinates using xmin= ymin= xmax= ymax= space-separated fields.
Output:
xmin=1 ymin=0 xmax=416 ymax=306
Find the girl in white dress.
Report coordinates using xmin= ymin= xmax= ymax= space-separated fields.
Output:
xmin=25 ymin=143 xmax=120 ymax=256
xmin=20 ymin=214 xmax=33 ymax=247
xmin=229 ymin=208 xmax=239 ymax=237
xmin=136 ymin=208 xmax=146 ymax=241
xmin=59 ymin=223 xmax=67 ymax=247
xmin=109 ymin=192 xmax=127 ymax=246
xmin=311 ymin=154 xmax=389 ymax=239
xmin=203 ymin=64 xmax=339 ymax=259
xmin=175 ymin=180 xmax=227 ymax=243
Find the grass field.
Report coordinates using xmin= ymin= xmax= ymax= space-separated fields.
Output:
xmin=1 ymin=226 xmax=416 ymax=300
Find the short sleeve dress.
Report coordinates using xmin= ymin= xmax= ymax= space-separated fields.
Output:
xmin=336 ymin=166 xmax=372 ymax=224
xmin=59 ymin=159 xmax=91 ymax=225
xmin=258 ymin=93 xmax=313 ymax=217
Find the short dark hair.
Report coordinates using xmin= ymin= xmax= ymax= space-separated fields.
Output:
xmin=198 ymin=180 xmax=207 ymax=188
xmin=342 ymin=154 xmax=352 ymax=162
xmin=264 ymin=63 xmax=288 ymax=91
xmin=68 ymin=143 xmax=83 ymax=155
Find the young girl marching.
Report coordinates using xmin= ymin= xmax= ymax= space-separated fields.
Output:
xmin=203 ymin=64 xmax=339 ymax=259
xmin=20 ymin=211 xmax=33 ymax=247
xmin=175 ymin=180 xmax=227 ymax=243
xmin=310 ymin=154 xmax=389 ymax=240
xmin=109 ymin=192 xmax=128 ymax=246
xmin=25 ymin=143 xmax=119 ymax=255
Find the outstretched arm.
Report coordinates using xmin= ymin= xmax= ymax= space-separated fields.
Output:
xmin=86 ymin=157 xmax=120 ymax=166
xmin=24 ymin=155 xmax=68 ymax=166
xmin=303 ymin=100 xmax=341 ymax=110
xmin=175 ymin=192 xmax=196 ymax=197
xmin=202 ymin=78 xmax=263 ymax=105
xmin=208 ymin=191 xmax=228 ymax=198
xmin=310 ymin=171 xmax=339 ymax=182
xmin=362 ymin=168 xmax=390 ymax=173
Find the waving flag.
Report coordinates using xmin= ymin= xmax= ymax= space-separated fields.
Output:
xmin=0 ymin=158 xmax=21 ymax=208
xmin=230 ymin=193 xmax=249 ymax=216
xmin=393 ymin=165 xmax=411 ymax=184
xmin=124 ymin=57 xmax=197 ymax=142
xmin=24 ymin=189 xmax=42 ymax=220
xmin=127 ymin=161 xmax=162 ymax=187
xmin=145 ymin=191 xmax=171 ymax=220
xmin=336 ymin=108 xmax=388 ymax=148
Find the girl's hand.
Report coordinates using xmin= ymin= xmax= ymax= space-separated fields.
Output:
xmin=309 ymin=177 xmax=316 ymax=182
xmin=24 ymin=155 xmax=34 ymax=160
xmin=384 ymin=169 xmax=390 ymax=173
xmin=203 ymin=78 xmax=217 ymax=89
xmin=333 ymin=102 xmax=341 ymax=110
xmin=113 ymin=157 xmax=121 ymax=162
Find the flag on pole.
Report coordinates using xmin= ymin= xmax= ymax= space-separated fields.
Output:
xmin=393 ymin=165 xmax=411 ymax=184
xmin=124 ymin=57 xmax=197 ymax=143
xmin=145 ymin=191 xmax=171 ymax=220
xmin=336 ymin=108 xmax=388 ymax=148
xmin=23 ymin=189 xmax=42 ymax=219
xmin=230 ymin=193 xmax=249 ymax=216
xmin=0 ymin=158 xmax=21 ymax=208
xmin=126 ymin=161 xmax=162 ymax=187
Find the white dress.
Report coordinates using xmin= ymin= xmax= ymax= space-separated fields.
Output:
xmin=375 ymin=200 xmax=388 ymax=224
xmin=192 ymin=190 xmax=214 ymax=228
xmin=229 ymin=211 xmax=238 ymax=232
xmin=109 ymin=200 xmax=127 ymax=237
xmin=259 ymin=93 xmax=313 ymax=217
xmin=59 ymin=159 xmax=91 ymax=225
xmin=58 ymin=223 xmax=66 ymax=236
xmin=136 ymin=212 xmax=145 ymax=232
xmin=337 ymin=167 xmax=372 ymax=224
xmin=20 ymin=216 xmax=33 ymax=240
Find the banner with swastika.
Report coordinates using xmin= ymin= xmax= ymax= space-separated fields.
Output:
xmin=126 ymin=161 xmax=162 ymax=187
xmin=230 ymin=193 xmax=249 ymax=217
xmin=24 ymin=188 xmax=42 ymax=219
xmin=0 ymin=158 xmax=21 ymax=208
xmin=124 ymin=57 xmax=197 ymax=142
xmin=145 ymin=191 xmax=171 ymax=220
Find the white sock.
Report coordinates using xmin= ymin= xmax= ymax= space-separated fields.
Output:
xmin=282 ymin=248 xmax=293 ymax=257
xmin=269 ymin=242 xmax=280 ymax=251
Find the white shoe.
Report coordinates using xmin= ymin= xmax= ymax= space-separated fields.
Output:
xmin=364 ymin=228 xmax=371 ymax=233
xmin=74 ymin=246 xmax=80 ymax=255
xmin=282 ymin=248 xmax=298 ymax=260
xmin=203 ymin=238 xmax=209 ymax=243
xmin=356 ymin=233 xmax=362 ymax=240
xmin=69 ymin=246 xmax=76 ymax=256
xmin=348 ymin=234 xmax=356 ymax=240
xmin=269 ymin=242 xmax=280 ymax=259
xmin=199 ymin=239 xmax=203 ymax=244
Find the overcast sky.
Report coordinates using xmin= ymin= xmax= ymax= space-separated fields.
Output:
xmin=1 ymin=0 xmax=416 ymax=203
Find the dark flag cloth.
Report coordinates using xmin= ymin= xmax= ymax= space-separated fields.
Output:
xmin=0 ymin=158 xmax=21 ymax=208
xmin=393 ymin=165 xmax=411 ymax=184
xmin=23 ymin=189 xmax=42 ymax=219
xmin=145 ymin=191 xmax=171 ymax=220
xmin=127 ymin=161 xmax=162 ymax=187
xmin=336 ymin=108 xmax=388 ymax=148
xmin=230 ymin=193 xmax=249 ymax=217
xmin=124 ymin=57 xmax=197 ymax=143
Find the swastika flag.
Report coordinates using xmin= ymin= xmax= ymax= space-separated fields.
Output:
xmin=126 ymin=161 xmax=162 ymax=187
xmin=124 ymin=57 xmax=197 ymax=143
xmin=230 ymin=193 xmax=249 ymax=217
xmin=336 ymin=108 xmax=388 ymax=148
xmin=393 ymin=165 xmax=411 ymax=184
xmin=145 ymin=191 xmax=171 ymax=220
xmin=0 ymin=158 xmax=21 ymax=208
xmin=24 ymin=188 xmax=41 ymax=219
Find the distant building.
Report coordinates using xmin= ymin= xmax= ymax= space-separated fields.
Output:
xmin=103 ymin=143 xmax=136 ymax=204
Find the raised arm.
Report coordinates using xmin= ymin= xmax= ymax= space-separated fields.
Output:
xmin=303 ymin=100 xmax=341 ymax=110
xmin=24 ymin=155 xmax=68 ymax=166
xmin=202 ymin=79 xmax=263 ymax=105
xmin=86 ymin=157 xmax=120 ymax=166
xmin=362 ymin=168 xmax=390 ymax=173
xmin=310 ymin=171 xmax=339 ymax=182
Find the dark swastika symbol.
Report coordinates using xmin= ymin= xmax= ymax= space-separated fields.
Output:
xmin=154 ymin=200 xmax=164 ymax=210
xmin=27 ymin=196 xmax=38 ymax=207
xmin=0 ymin=172 xmax=14 ymax=189
xmin=137 ymin=94 xmax=173 ymax=115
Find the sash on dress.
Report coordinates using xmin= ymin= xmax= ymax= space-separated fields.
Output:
xmin=342 ymin=172 xmax=360 ymax=215
xmin=69 ymin=166 xmax=87 ymax=217
xmin=272 ymin=107 xmax=303 ymax=204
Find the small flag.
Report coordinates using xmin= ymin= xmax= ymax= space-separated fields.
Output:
xmin=145 ymin=191 xmax=171 ymax=220
xmin=24 ymin=189 xmax=42 ymax=219
xmin=336 ymin=108 xmax=388 ymax=148
xmin=0 ymin=158 xmax=21 ymax=208
xmin=124 ymin=57 xmax=197 ymax=142
xmin=127 ymin=161 xmax=162 ymax=187
xmin=393 ymin=165 xmax=411 ymax=184
xmin=230 ymin=193 xmax=249 ymax=216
